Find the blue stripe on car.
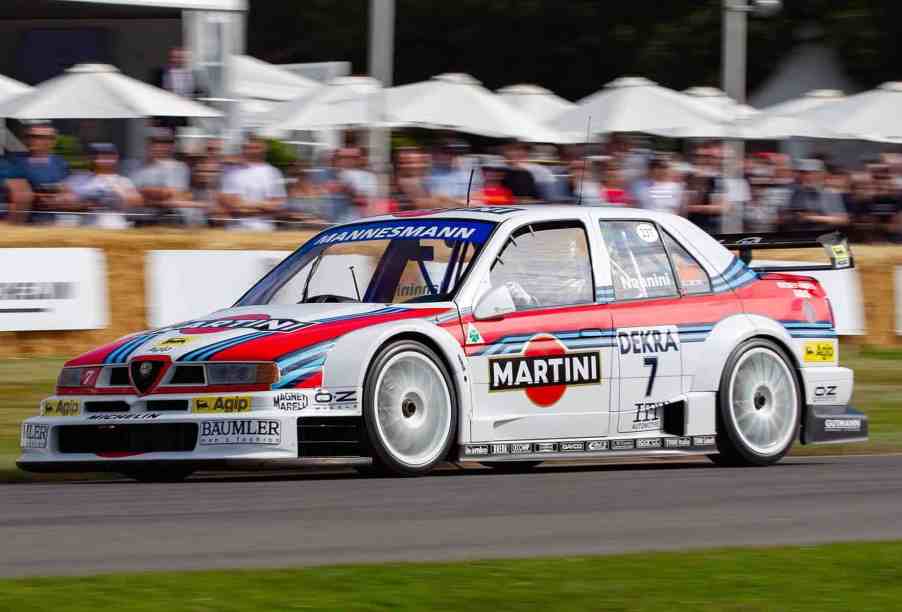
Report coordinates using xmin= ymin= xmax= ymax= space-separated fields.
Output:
xmin=179 ymin=332 xmax=273 ymax=362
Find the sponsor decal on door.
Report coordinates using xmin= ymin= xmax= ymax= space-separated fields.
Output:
xmin=488 ymin=334 xmax=601 ymax=407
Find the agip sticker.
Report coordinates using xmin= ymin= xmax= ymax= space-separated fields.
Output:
xmin=192 ymin=396 xmax=252 ymax=414
xmin=803 ymin=341 xmax=836 ymax=363
xmin=42 ymin=399 xmax=80 ymax=417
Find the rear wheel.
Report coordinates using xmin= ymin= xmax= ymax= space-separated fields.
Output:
xmin=362 ymin=340 xmax=457 ymax=476
xmin=709 ymin=339 xmax=801 ymax=467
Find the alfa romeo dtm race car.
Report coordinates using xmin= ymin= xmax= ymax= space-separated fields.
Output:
xmin=18 ymin=206 xmax=867 ymax=480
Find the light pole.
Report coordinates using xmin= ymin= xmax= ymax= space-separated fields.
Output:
xmin=721 ymin=0 xmax=781 ymax=232
xmin=368 ymin=0 xmax=395 ymax=199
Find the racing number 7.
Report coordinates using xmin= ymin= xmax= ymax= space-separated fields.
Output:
xmin=643 ymin=356 xmax=658 ymax=397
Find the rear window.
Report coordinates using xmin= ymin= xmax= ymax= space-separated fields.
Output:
xmin=600 ymin=221 xmax=678 ymax=301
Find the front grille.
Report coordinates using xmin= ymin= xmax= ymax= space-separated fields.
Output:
xmin=298 ymin=417 xmax=364 ymax=457
xmin=58 ymin=424 xmax=198 ymax=454
xmin=84 ymin=401 xmax=130 ymax=413
xmin=170 ymin=365 xmax=205 ymax=385
xmin=108 ymin=367 xmax=130 ymax=386
xmin=146 ymin=399 xmax=189 ymax=412
xmin=130 ymin=360 xmax=166 ymax=394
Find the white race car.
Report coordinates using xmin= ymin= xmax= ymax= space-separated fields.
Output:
xmin=18 ymin=206 xmax=867 ymax=480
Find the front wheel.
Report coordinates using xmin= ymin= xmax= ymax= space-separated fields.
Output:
xmin=362 ymin=340 xmax=457 ymax=476
xmin=709 ymin=338 xmax=801 ymax=467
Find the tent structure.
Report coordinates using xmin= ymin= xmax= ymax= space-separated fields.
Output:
xmin=259 ymin=76 xmax=385 ymax=136
xmin=761 ymin=89 xmax=846 ymax=116
xmin=497 ymin=84 xmax=575 ymax=123
xmin=386 ymin=73 xmax=569 ymax=143
xmin=792 ymin=82 xmax=902 ymax=144
xmin=552 ymin=77 xmax=725 ymax=138
xmin=0 ymin=64 xmax=221 ymax=119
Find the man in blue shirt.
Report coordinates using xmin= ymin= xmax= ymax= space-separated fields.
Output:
xmin=14 ymin=123 xmax=76 ymax=224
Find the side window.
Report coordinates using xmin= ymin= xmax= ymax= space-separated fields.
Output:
xmin=600 ymin=221 xmax=678 ymax=301
xmin=663 ymin=231 xmax=712 ymax=295
xmin=489 ymin=222 xmax=593 ymax=310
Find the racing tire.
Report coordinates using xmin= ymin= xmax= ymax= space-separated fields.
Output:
xmin=480 ymin=461 xmax=542 ymax=473
xmin=121 ymin=466 xmax=194 ymax=483
xmin=362 ymin=340 xmax=458 ymax=476
xmin=709 ymin=338 xmax=801 ymax=467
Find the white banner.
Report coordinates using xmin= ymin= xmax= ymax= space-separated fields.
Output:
xmin=146 ymin=250 xmax=289 ymax=328
xmin=0 ymin=249 xmax=108 ymax=332
xmin=755 ymin=261 xmax=866 ymax=336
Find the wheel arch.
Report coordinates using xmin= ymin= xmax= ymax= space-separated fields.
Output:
xmin=690 ymin=313 xmax=799 ymax=393
xmin=323 ymin=318 xmax=471 ymax=444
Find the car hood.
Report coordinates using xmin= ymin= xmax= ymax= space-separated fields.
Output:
xmin=67 ymin=302 xmax=458 ymax=367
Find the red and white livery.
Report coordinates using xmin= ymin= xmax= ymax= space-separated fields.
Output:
xmin=18 ymin=206 xmax=867 ymax=479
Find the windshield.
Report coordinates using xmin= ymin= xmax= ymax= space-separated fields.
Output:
xmin=237 ymin=218 xmax=496 ymax=306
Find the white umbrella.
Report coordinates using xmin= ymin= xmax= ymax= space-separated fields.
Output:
xmin=0 ymin=73 xmax=31 ymax=104
xmin=0 ymin=64 xmax=221 ymax=120
xmin=761 ymin=89 xmax=845 ymax=116
xmin=497 ymin=84 xmax=575 ymax=122
xmin=552 ymin=76 xmax=725 ymax=138
xmin=0 ymin=74 xmax=31 ymax=152
xmin=259 ymin=76 xmax=387 ymax=136
xmin=229 ymin=55 xmax=321 ymax=102
xmin=683 ymin=86 xmax=743 ymax=117
xmin=386 ymin=73 xmax=569 ymax=143
xmin=792 ymin=82 xmax=902 ymax=143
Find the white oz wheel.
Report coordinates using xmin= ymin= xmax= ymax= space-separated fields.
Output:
xmin=373 ymin=350 xmax=453 ymax=468
xmin=727 ymin=347 xmax=798 ymax=456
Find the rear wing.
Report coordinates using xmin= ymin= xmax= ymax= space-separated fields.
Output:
xmin=714 ymin=231 xmax=854 ymax=273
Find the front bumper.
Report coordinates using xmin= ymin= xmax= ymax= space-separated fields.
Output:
xmin=17 ymin=387 xmax=363 ymax=473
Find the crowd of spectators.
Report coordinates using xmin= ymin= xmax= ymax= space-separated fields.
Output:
xmin=1 ymin=123 xmax=900 ymax=242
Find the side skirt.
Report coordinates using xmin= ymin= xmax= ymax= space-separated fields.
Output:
xmin=458 ymin=434 xmax=717 ymax=463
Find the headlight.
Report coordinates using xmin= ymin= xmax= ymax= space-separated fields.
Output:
xmin=57 ymin=367 xmax=99 ymax=389
xmin=205 ymin=363 xmax=279 ymax=386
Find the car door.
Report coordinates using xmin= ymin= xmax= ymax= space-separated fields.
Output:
xmin=599 ymin=220 xmax=685 ymax=434
xmin=465 ymin=220 xmax=614 ymax=443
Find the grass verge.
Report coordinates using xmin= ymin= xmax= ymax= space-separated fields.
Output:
xmin=1 ymin=344 xmax=900 ymax=480
xmin=2 ymin=541 xmax=902 ymax=611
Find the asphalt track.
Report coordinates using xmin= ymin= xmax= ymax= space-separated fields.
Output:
xmin=2 ymin=454 xmax=902 ymax=578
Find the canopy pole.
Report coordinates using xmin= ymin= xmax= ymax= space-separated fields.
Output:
xmin=368 ymin=0 xmax=395 ymax=202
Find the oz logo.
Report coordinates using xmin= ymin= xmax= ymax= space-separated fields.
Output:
xmin=489 ymin=335 xmax=601 ymax=407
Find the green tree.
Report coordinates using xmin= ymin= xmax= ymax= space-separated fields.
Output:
xmin=247 ymin=0 xmax=900 ymax=101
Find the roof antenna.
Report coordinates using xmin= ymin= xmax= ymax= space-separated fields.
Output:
xmin=576 ymin=116 xmax=592 ymax=206
xmin=348 ymin=265 xmax=361 ymax=301
xmin=465 ymin=167 xmax=475 ymax=208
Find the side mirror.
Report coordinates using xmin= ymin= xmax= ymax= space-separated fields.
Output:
xmin=474 ymin=285 xmax=516 ymax=321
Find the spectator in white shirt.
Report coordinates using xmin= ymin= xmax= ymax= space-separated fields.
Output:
xmin=335 ymin=146 xmax=378 ymax=218
xmin=220 ymin=134 xmax=286 ymax=231
xmin=67 ymin=143 xmax=142 ymax=229
xmin=131 ymin=128 xmax=198 ymax=225
xmin=639 ymin=157 xmax=685 ymax=216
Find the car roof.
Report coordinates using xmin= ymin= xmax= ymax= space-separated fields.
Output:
xmin=341 ymin=205 xmax=736 ymax=276
xmin=362 ymin=205 xmax=683 ymax=225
